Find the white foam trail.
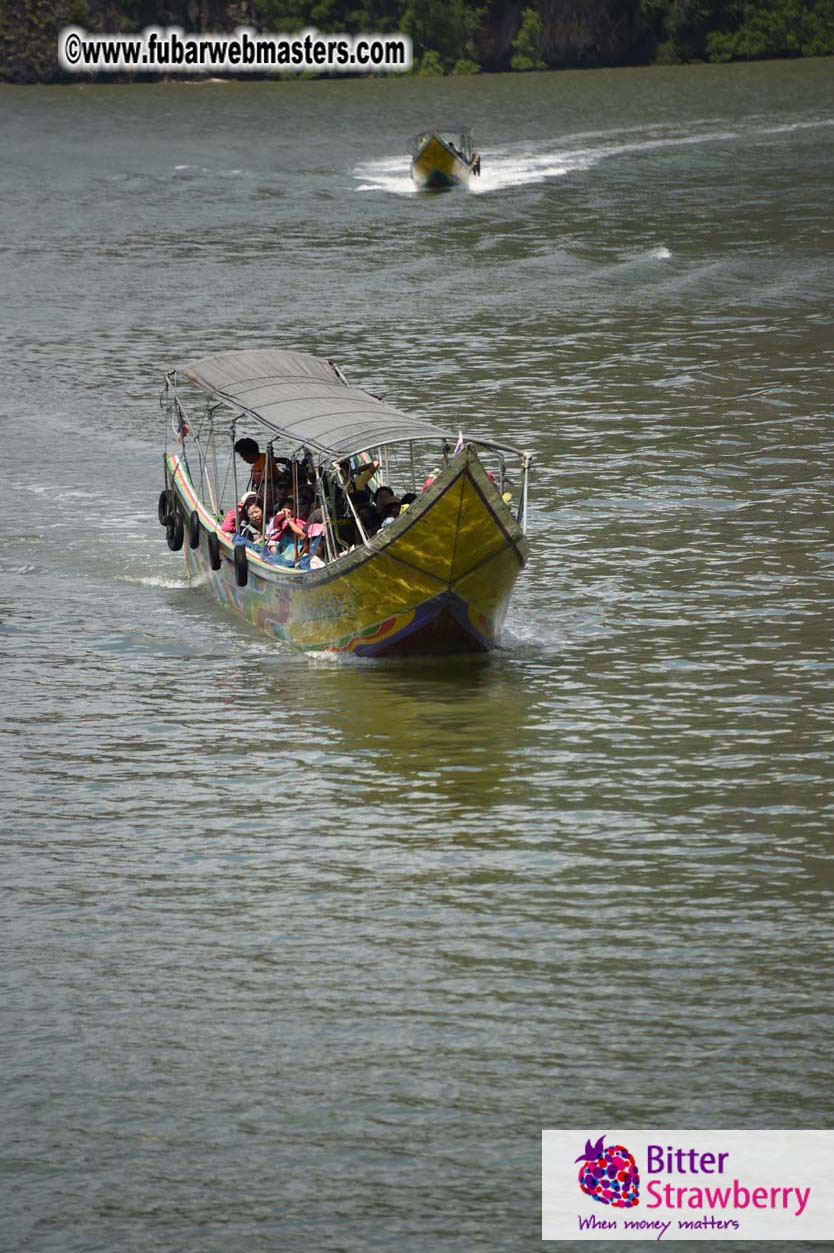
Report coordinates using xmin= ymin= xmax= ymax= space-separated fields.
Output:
xmin=354 ymin=147 xmax=592 ymax=196
xmin=354 ymin=155 xmax=416 ymax=195
xmin=759 ymin=118 xmax=834 ymax=135
xmin=470 ymin=147 xmax=596 ymax=194
xmin=304 ymin=649 xmax=373 ymax=667
xmin=650 ymin=245 xmax=672 ymax=260
xmin=353 ymin=116 xmax=834 ymax=197
xmin=124 ymin=575 xmax=192 ymax=588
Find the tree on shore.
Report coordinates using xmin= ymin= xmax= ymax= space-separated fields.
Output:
xmin=2 ymin=0 xmax=833 ymax=84
xmin=510 ymin=6 xmax=547 ymax=70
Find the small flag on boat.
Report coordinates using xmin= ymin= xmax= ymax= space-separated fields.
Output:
xmin=172 ymin=405 xmax=189 ymax=443
xmin=453 ymin=430 xmax=464 ymax=456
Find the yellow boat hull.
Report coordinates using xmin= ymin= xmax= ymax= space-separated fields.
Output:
xmin=165 ymin=448 xmax=527 ymax=657
xmin=411 ymin=135 xmax=472 ymax=190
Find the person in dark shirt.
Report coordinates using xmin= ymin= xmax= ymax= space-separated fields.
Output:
xmin=234 ymin=437 xmax=266 ymax=488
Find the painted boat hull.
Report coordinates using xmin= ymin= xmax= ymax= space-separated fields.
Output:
xmin=165 ymin=448 xmax=527 ymax=657
xmin=411 ymin=135 xmax=472 ymax=190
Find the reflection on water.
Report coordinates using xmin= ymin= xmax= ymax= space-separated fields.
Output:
xmin=294 ymin=656 xmax=530 ymax=814
xmin=2 ymin=57 xmax=833 ymax=1253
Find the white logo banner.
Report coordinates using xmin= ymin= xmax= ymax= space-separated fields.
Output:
xmin=542 ymin=1130 xmax=834 ymax=1241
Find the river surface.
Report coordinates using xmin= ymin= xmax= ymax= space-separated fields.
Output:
xmin=2 ymin=58 xmax=833 ymax=1252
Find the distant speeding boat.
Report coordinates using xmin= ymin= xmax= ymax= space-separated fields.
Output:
xmin=409 ymin=126 xmax=480 ymax=190
xmin=157 ymin=349 xmax=530 ymax=657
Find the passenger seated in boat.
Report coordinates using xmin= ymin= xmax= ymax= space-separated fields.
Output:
xmin=374 ymin=485 xmax=397 ymax=512
xmin=272 ymin=459 xmax=310 ymax=503
xmin=302 ymin=522 xmax=327 ymax=569
xmin=375 ymin=487 xmax=401 ymax=528
xmin=268 ymin=480 xmax=290 ymax=514
xmin=258 ymin=485 xmax=278 ymax=522
xmin=266 ymin=506 xmax=306 ymax=551
xmin=399 ymin=492 xmax=417 ymax=513
xmin=349 ymin=487 xmax=373 ymax=516
xmin=234 ymin=437 xmax=266 ymax=488
xmin=357 ymin=505 xmax=381 ymax=538
xmin=298 ymin=455 xmax=317 ymax=487
xmin=239 ymin=499 xmax=265 ymax=544
xmin=296 ymin=485 xmax=316 ymax=518
xmin=306 ymin=507 xmax=344 ymax=557
xmin=221 ymin=491 xmax=257 ymax=534
xmin=338 ymin=457 xmax=379 ymax=497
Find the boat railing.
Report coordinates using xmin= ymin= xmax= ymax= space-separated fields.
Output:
xmin=409 ymin=128 xmax=474 ymax=163
xmin=163 ymin=371 xmax=532 ymax=559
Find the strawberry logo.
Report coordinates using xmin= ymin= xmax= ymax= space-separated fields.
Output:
xmin=576 ymin=1134 xmax=639 ymax=1208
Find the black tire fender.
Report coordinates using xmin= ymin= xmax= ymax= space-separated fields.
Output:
xmin=207 ymin=532 xmax=221 ymax=571
xmin=158 ymin=488 xmax=174 ymax=525
xmin=188 ymin=509 xmax=200 ymax=548
xmin=234 ymin=543 xmax=248 ymax=587
xmin=166 ymin=512 xmax=184 ymax=551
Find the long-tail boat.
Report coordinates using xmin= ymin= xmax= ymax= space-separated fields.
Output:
xmin=157 ymin=349 xmax=530 ymax=657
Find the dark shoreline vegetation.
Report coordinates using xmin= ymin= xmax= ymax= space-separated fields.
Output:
xmin=3 ymin=0 xmax=833 ymax=84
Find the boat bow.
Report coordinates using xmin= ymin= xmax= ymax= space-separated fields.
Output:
xmin=166 ymin=445 xmax=527 ymax=657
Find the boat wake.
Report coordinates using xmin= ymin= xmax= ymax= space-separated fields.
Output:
xmin=354 ymin=130 xmax=735 ymax=195
xmin=124 ymin=574 xmax=193 ymax=589
xmin=470 ymin=146 xmax=601 ymax=194
xmin=354 ymin=115 xmax=834 ymax=196
xmin=304 ymin=648 xmax=379 ymax=667
xmin=354 ymin=156 xmax=418 ymax=195
xmin=353 ymin=147 xmax=597 ymax=195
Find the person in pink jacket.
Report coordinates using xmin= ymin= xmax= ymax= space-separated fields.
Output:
xmin=221 ymin=491 xmax=257 ymax=534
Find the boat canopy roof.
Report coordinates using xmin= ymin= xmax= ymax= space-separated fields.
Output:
xmin=173 ymin=348 xmax=457 ymax=458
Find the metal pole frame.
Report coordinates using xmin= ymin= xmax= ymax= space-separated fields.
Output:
xmin=192 ymin=399 xmax=219 ymax=516
xmin=231 ymin=420 xmax=240 ymax=534
xmin=209 ymin=414 xmax=220 ymax=518
xmin=520 ymin=452 xmax=532 ymax=534
xmin=314 ymin=468 xmax=336 ymax=563
xmin=334 ymin=461 xmax=370 ymax=547
xmin=292 ymin=459 xmax=299 ymax=567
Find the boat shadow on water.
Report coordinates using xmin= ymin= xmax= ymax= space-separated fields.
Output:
xmin=257 ymin=653 xmax=533 ymax=818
